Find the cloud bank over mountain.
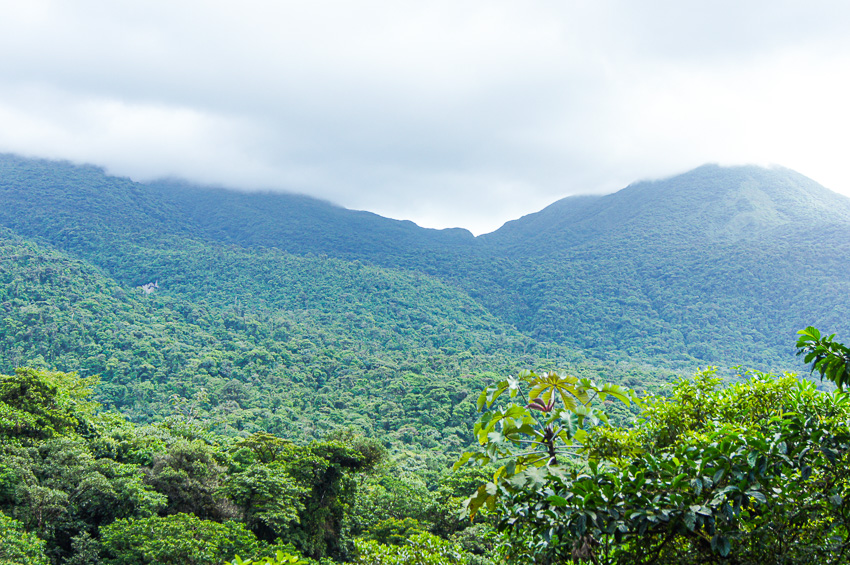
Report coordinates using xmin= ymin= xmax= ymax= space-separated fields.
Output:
xmin=1 ymin=1 xmax=849 ymax=234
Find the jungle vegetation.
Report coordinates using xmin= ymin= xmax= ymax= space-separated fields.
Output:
xmin=2 ymin=154 xmax=850 ymax=563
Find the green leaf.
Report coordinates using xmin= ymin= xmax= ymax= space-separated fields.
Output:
xmin=712 ymin=467 xmax=725 ymax=484
xmin=683 ymin=510 xmax=696 ymax=531
xmin=711 ymin=534 xmax=731 ymax=557
xmin=747 ymin=450 xmax=758 ymax=468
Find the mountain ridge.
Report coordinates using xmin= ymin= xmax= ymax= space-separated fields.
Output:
xmin=2 ymin=152 xmax=849 ymax=371
xmin=484 ymin=164 xmax=850 ymax=253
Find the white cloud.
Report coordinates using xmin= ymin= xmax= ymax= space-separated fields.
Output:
xmin=1 ymin=1 xmax=850 ymax=234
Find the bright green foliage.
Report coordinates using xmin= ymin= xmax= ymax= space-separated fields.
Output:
xmin=8 ymin=155 xmax=850 ymax=563
xmin=277 ymin=441 xmax=374 ymax=561
xmin=0 ymin=155 xmax=764 ymax=462
xmin=100 ymin=513 xmax=264 ymax=565
xmin=364 ymin=517 xmax=427 ymax=545
xmin=144 ymin=438 xmax=230 ymax=520
xmin=0 ymin=370 xmax=166 ymax=562
xmin=0 ymin=511 xmax=49 ymax=565
xmin=217 ymin=462 xmax=308 ymax=540
xmin=353 ymin=532 xmax=487 ymax=565
xmin=797 ymin=326 xmax=850 ymax=389
xmin=353 ymin=470 xmax=435 ymax=536
xmin=0 ymin=233 xmax=612 ymax=456
xmin=0 ymin=368 xmax=99 ymax=442
xmin=0 ymin=367 xmax=383 ymax=564
xmin=0 ymin=437 xmax=166 ymax=561
xmin=454 ymin=370 xmax=634 ymax=518
xmin=350 ymin=460 xmax=495 ymax=559
xmin=480 ymin=369 xmax=850 ymax=564
xmin=227 ymin=550 xmax=310 ymax=565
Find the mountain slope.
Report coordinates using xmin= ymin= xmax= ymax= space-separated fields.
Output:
xmin=3 ymin=155 xmax=657 ymax=453
xmin=479 ymin=165 xmax=850 ymax=365
xmin=146 ymin=179 xmax=475 ymax=260
xmin=485 ymin=165 xmax=850 ymax=251
xmin=2 ymin=153 xmax=849 ymax=375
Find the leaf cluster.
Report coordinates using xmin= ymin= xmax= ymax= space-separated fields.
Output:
xmin=797 ymin=326 xmax=850 ymax=389
xmin=455 ymin=370 xmax=635 ymax=518
xmin=478 ymin=367 xmax=850 ymax=564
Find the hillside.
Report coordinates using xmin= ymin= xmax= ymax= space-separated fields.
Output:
xmin=1 ymin=155 xmax=662 ymax=457
xmin=2 ymin=154 xmax=849 ymax=425
xmin=478 ymin=165 xmax=850 ymax=365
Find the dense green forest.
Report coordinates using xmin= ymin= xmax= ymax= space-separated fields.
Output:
xmin=2 ymin=154 xmax=850 ymax=563
xmin=0 ymin=366 xmax=495 ymax=564
xmin=4 ymin=333 xmax=850 ymax=564
xmin=0 ymin=231 xmax=655 ymax=455
xmin=2 ymin=155 xmax=850 ymax=371
xmin=0 ymin=153 xmax=684 ymax=454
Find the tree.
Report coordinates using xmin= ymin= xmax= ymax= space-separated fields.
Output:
xmin=221 ymin=434 xmax=381 ymax=561
xmin=0 ymin=511 xmax=49 ymax=565
xmin=144 ymin=438 xmax=231 ymax=520
xmin=226 ymin=551 xmax=309 ymax=565
xmin=2 ymin=437 xmax=165 ymax=563
xmin=217 ymin=462 xmax=307 ymax=542
xmin=454 ymin=370 xmax=634 ymax=519
xmin=99 ymin=513 xmax=264 ymax=565
xmin=0 ymin=368 xmax=99 ymax=442
xmin=353 ymin=532 xmax=483 ymax=565
xmin=458 ymin=363 xmax=850 ymax=564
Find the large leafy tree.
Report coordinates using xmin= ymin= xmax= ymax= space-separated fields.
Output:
xmin=454 ymin=370 xmax=634 ymax=519
xmin=99 ymin=513 xmax=264 ymax=565
xmin=458 ymin=340 xmax=850 ymax=564
xmin=0 ymin=368 xmax=99 ymax=442
xmin=0 ymin=511 xmax=50 ymax=565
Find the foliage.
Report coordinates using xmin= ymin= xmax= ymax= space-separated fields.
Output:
xmin=797 ymin=326 xmax=850 ymax=389
xmin=144 ymin=438 xmax=232 ymax=520
xmin=99 ymin=513 xmax=264 ymax=565
xmin=353 ymin=532 xmax=488 ymax=565
xmin=217 ymin=462 xmax=307 ymax=541
xmin=363 ymin=517 xmax=427 ymax=546
xmin=478 ymin=164 xmax=850 ymax=367
xmin=352 ymin=470 xmax=435 ymax=535
xmin=470 ymin=367 xmax=850 ymax=564
xmin=227 ymin=550 xmax=310 ymax=565
xmin=0 ymin=511 xmax=49 ymax=565
xmin=0 ymin=368 xmax=394 ymax=564
xmin=0 ymin=368 xmax=98 ymax=443
xmin=2 ymin=154 xmax=835 ymax=461
xmin=6 ymin=154 xmax=850 ymax=563
xmin=0 ymin=231 xmax=634 ymax=457
xmin=0 ymin=370 xmax=166 ymax=563
xmin=454 ymin=370 xmax=634 ymax=518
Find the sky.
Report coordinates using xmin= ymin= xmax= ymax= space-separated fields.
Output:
xmin=1 ymin=1 xmax=850 ymax=235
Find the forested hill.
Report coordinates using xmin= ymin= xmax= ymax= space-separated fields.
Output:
xmin=145 ymin=179 xmax=476 ymax=261
xmin=484 ymin=164 xmax=850 ymax=251
xmin=477 ymin=164 xmax=850 ymax=364
xmin=0 ymin=153 xmax=645 ymax=455
xmin=2 ymin=153 xmax=850 ymax=376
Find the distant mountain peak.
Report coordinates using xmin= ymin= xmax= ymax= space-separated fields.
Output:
xmin=485 ymin=164 xmax=850 ymax=249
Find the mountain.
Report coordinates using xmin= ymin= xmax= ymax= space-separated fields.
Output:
xmin=485 ymin=164 xmax=850 ymax=250
xmin=1 ymin=154 xmax=849 ymax=447
xmin=1 ymin=154 xmax=650 ymax=454
xmin=480 ymin=164 xmax=850 ymax=364
xmin=145 ymin=179 xmax=475 ymax=258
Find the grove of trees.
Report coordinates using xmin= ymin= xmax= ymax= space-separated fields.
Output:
xmin=3 ymin=328 xmax=850 ymax=564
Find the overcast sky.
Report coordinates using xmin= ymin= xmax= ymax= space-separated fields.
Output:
xmin=1 ymin=1 xmax=850 ymax=234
